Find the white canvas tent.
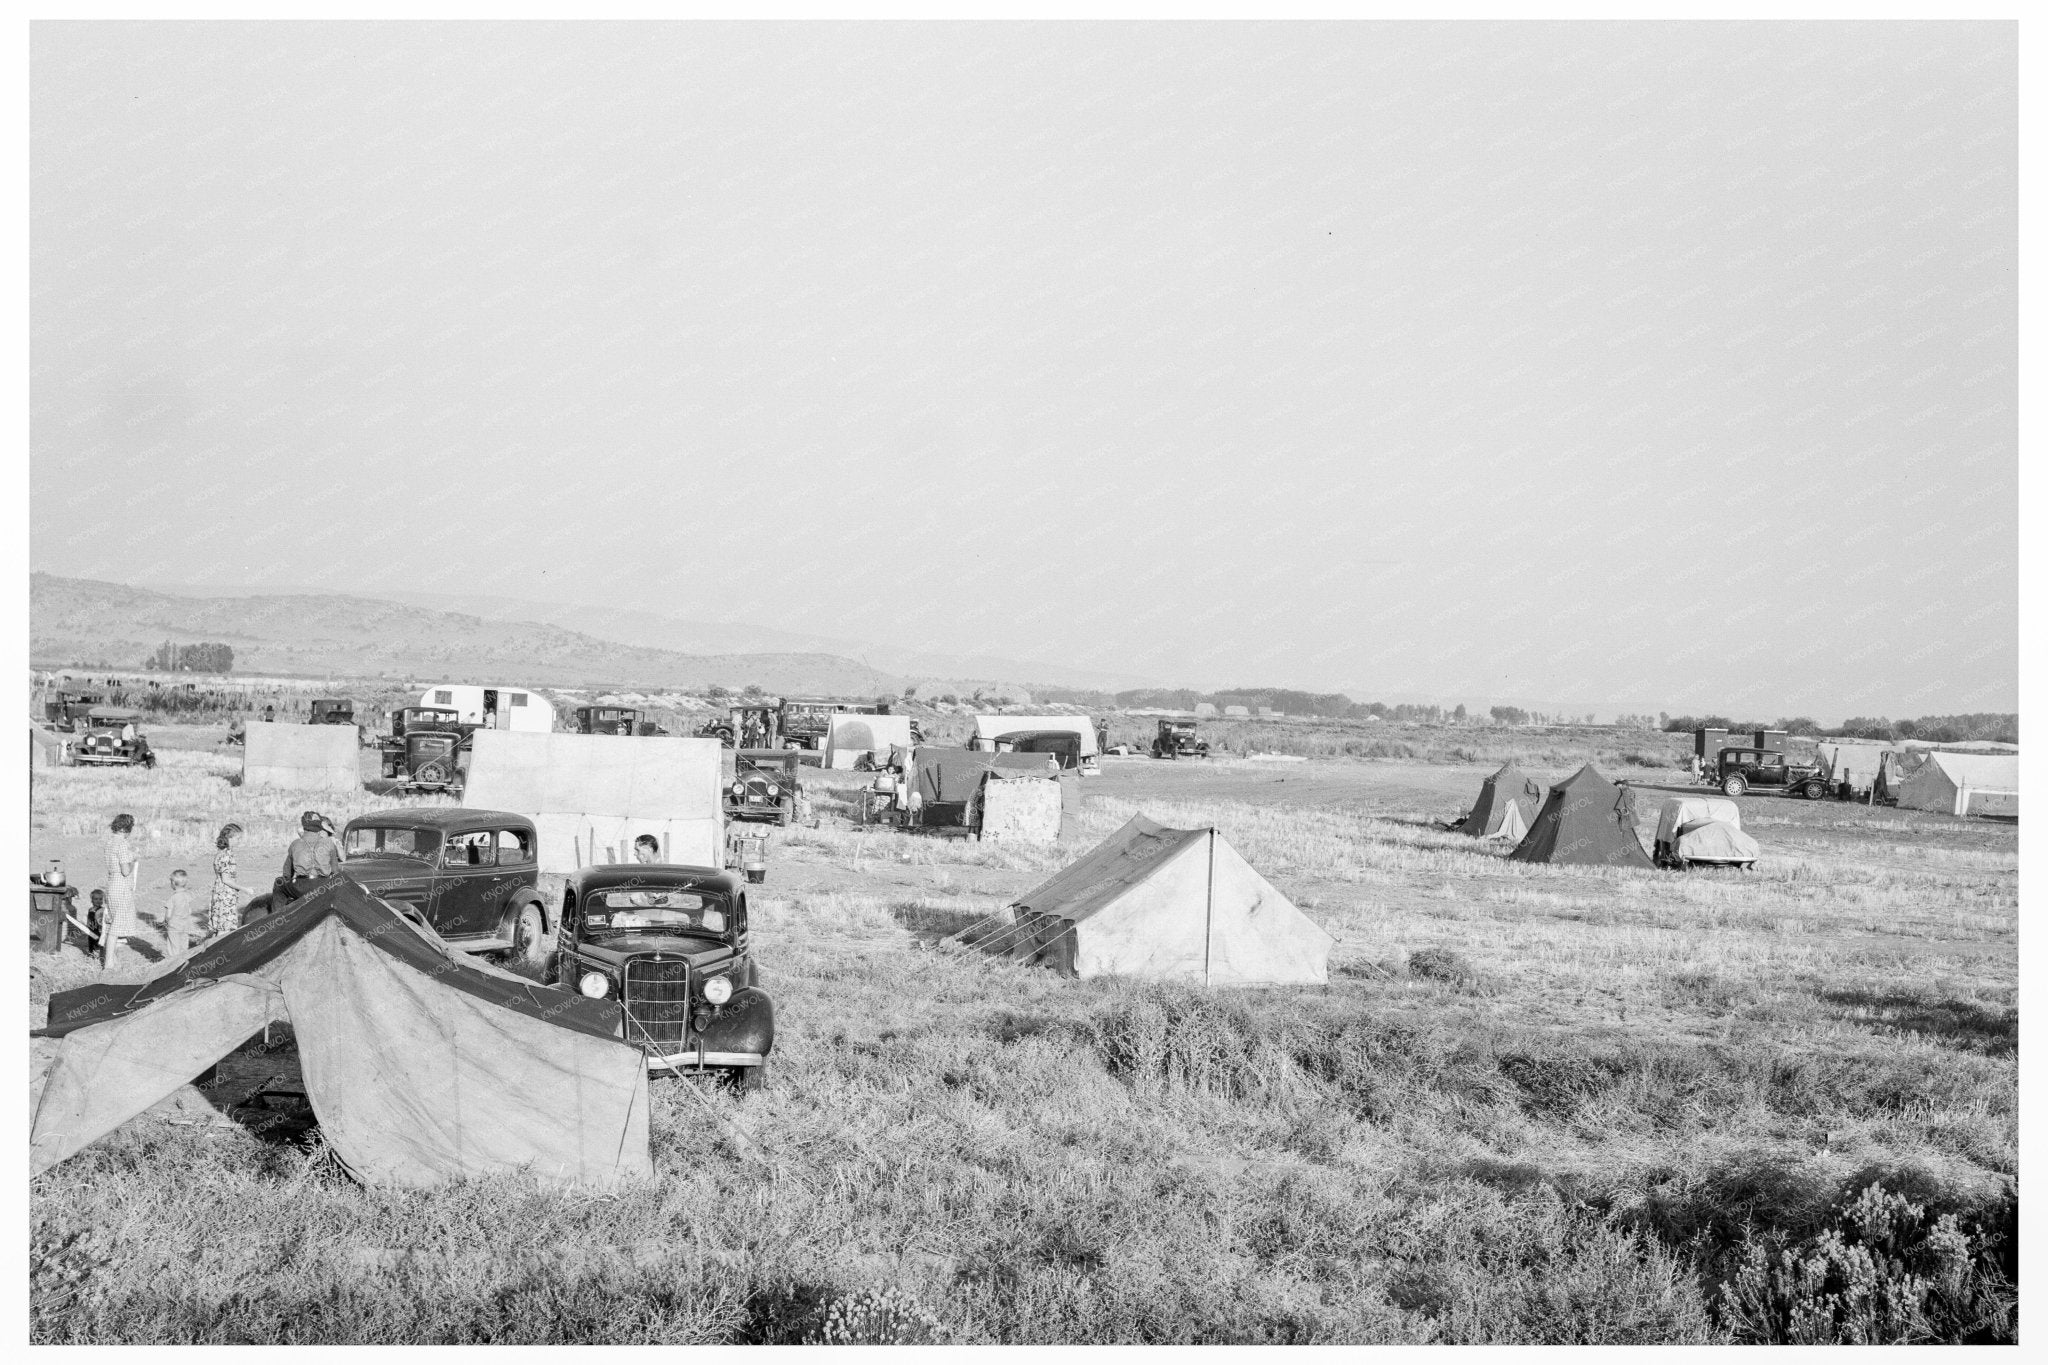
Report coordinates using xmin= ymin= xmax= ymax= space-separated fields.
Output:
xmin=822 ymin=713 xmax=915 ymax=770
xmin=461 ymin=730 xmax=724 ymax=872
xmin=967 ymin=814 xmax=1332 ymax=984
xmin=1894 ymin=750 xmax=2019 ymax=818
xmin=241 ymin=721 xmax=361 ymax=792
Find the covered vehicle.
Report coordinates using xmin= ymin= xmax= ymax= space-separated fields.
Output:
xmin=70 ymin=707 xmax=155 ymax=768
xmin=727 ymin=749 xmax=800 ymax=826
xmin=1652 ymin=796 xmax=1759 ymax=869
xmin=553 ymin=864 xmax=773 ymax=1090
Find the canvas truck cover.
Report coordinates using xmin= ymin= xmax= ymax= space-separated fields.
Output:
xmin=912 ymin=747 xmax=1062 ymax=806
xmin=823 ymin=713 xmax=915 ymax=770
xmin=1653 ymin=796 xmax=1742 ymax=846
xmin=241 ymin=721 xmax=362 ymax=792
xmin=462 ymin=730 xmax=724 ymax=872
xmin=980 ymin=814 xmax=1332 ymax=984
xmin=31 ymin=878 xmax=651 ymax=1187
xmin=971 ymin=716 xmax=1101 ymax=758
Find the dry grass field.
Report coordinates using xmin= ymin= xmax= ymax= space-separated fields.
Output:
xmin=28 ymin=729 xmax=2017 ymax=1343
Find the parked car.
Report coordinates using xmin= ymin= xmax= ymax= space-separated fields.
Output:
xmin=1152 ymin=718 xmax=1210 ymax=759
xmin=551 ymin=863 xmax=773 ymax=1090
xmin=43 ymin=689 xmax=107 ymax=732
xmin=71 ymin=708 xmax=156 ymax=768
xmin=1715 ymin=747 xmax=1827 ymax=799
xmin=573 ymin=705 xmax=667 ymax=737
xmin=696 ymin=703 xmax=781 ymax=749
xmin=308 ymin=698 xmax=356 ymax=726
xmin=727 ymin=748 xmax=801 ymax=826
xmin=303 ymin=808 xmax=553 ymax=966
xmin=1652 ymin=796 xmax=1759 ymax=869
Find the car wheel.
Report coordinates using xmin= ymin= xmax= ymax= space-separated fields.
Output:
xmin=506 ymin=901 xmax=547 ymax=969
xmin=735 ymin=1063 xmax=767 ymax=1095
xmin=1801 ymin=781 xmax=1826 ymax=800
xmin=1721 ymin=774 xmax=1748 ymax=797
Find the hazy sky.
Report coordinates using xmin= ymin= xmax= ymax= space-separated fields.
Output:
xmin=31 ymin=22 xmax=2016 ymax=719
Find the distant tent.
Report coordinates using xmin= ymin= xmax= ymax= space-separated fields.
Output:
xmin=31 ymin=878 xmax=651 ymax=1187
xmin=1894 ymin=751 xmax=2019 ymax=818
xmin=1508 ymin=764 xmax=1653 ymax=868
xmin=966 ymin=814 xmax=1333 ymax=984
xmin=1454 ymin=763 xmax=1544 ymax=840
xmin=911 ymin=747 xmax=1061 ymax=827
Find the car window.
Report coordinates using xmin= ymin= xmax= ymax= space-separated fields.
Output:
xmin=496 ymin=829 xmax=534 ymax=864
xmin=346 ymin=826 xmax=435 ymax=861
xmin=444 ymin=832 xmax=496 ymax=868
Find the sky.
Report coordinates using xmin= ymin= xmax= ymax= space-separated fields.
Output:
xmin=30 ymin=22 xmax=2017 ymax=721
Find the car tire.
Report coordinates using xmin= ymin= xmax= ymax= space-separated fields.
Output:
xmin=1722 ymin=774 xmax=1748 ymax=797
xmin=506 ymin=901 xmax=547 ymax=969
xmin=1801 ymin=781 xmax=1826 ymax=800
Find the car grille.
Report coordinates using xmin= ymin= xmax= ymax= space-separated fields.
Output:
xmin=623 ymin=957 xmax=691 ymax=1049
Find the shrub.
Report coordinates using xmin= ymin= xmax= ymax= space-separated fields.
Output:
xmin=802 ymin=1288 xmax=946 ymax=1345
xmin=1715 ymin=1182 xmax=2016 ymax=1344
xmin=1407 ymin=947 xmax=1475 ymax=985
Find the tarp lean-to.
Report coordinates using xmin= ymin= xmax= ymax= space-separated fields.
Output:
xmin=462 ymin=730 xmax=724 ymax=872
xmin=241 ymin=721 xmax=361 ymax=792
xmin=31 ymin=878 xmax=650 ymax=1187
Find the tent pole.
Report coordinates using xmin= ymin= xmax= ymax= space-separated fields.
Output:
xmin=1203 ymin=829 xmax=1216 ymax=987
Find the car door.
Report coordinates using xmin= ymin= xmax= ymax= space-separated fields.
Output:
xmin=432 ymin=830 xmax=503 ymax=938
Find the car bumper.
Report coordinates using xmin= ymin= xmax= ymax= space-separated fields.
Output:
xmin=645 ymin=1048 xmax=765 ymax=1073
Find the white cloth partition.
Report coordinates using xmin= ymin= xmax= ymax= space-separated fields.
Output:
xmin=462 ymin=731 xmax=724 ymax=872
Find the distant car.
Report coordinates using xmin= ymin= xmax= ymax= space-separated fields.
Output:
xmin=308 ymin=698 xmax=356 ymax=726
xmin=44 ymin=690 xmax=108 ymax=732
xmin=552 ymin=863 xmax=773 ymax=1090
xmin=696 ymin=703 xmax=781 ymax=749
xmin=727 ymin=749 xmax=800 ymax=826
xmin=1152 ymin=718 xmax=1209 ymax=759
xmin=1715 ymin=747 xmax=1827 ymax=799
xmin=573 ymin=705 xmax=667 ymax=737
xmin=71 ymin=708 xmax=155 ymax=768
xmin=319 ymin=808 xmax=552 ymax=966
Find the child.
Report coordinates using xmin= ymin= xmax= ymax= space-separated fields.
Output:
xmin=83 ymin=888 xmax=108 ymax=956
xmin=162 ymin=869 xmax=197 ymax=955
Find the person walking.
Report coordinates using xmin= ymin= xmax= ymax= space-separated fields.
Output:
xmin=208 ymin=823 xmax=250 ymax=941
xmin=101 ymin=814 xmax=141 ymax=967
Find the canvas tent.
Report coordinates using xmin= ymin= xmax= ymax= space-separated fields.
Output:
xmin=823 ymin=713 xmax=915 ymax=770
xmin=1454 ymin=763 xmax=1544 ymax=840
xmin=241 ymin=721 xmax=362 ymax=792
xmin=31 ymin=878 xmax=651 ymax=1187
xmin=1507 ymin=764 xmax=1653 ymax=868
xmin=462 ymin=730 xmax=724 ymax=872
xmin=910 ymin=747 xmax=1062 ymax=826
xmin=1893 ymin=750 xmax=2019 ymax=818
xmin=968 ymin=814 xmax=1332 ymax=983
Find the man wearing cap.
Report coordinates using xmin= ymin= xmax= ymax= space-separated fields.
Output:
xmin=276 ymin=810 xmax=344 ymax=904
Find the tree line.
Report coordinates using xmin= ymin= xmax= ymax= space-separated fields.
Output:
xmin=1660 ymin=713 xmax=2018 ymax=745
xmin=141 ymin=640 xmax=234 ymax=673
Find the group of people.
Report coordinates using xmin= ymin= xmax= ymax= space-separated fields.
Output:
xmin=85 ymin=808 xmax=347 ymax=967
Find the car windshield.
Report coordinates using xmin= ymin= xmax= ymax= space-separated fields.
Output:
xmin=345 ymin=826 xmax=438 ymax=861
xmin=406 ymin=710 xmax=458 ymax=726
xmin=584 ymin=888 xmax=728 ymax=935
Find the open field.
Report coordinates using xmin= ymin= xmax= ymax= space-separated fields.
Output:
xmin=30 ymin=731 xmax=2017 ymax=1343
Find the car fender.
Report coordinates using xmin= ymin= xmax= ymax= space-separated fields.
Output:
xmin=499 ymin=886 xmax=550 ymax=936
xmin=698 ymin=986 xmax=774 ymax=1059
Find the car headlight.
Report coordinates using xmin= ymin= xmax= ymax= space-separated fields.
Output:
xmin=731 ymin=781 xmax=745 ymax=795
xmin=579 ymin=972 xmax=611 ymax=999
xmin=703 ymin=975 xmax=733 ymax=1005
xmin=765 ymin=783 xmax=780 ymax=797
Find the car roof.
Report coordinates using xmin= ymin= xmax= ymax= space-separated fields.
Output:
xmin=566 ymin=863 xmax=743 ymax=894
xmin=344 ymin=807 xmax=533 ymax=832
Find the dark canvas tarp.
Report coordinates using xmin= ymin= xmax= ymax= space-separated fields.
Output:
xmin=32 ymin=878 xmax=651 ymax=1187
xmin=912 ymin=747 xmax=1062 ymax=805
xmin=1507 ymin=763 xmax=1654 ymax=868
xmin=966 ymin=814 xmax=1332 ymax=984
xmin=1455 ymin=763 xmax=1544 ymax=839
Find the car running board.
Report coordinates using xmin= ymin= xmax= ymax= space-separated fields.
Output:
xmin=446 ymin=936 xmax=514 ymax=954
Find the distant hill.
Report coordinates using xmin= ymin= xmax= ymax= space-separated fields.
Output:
xmin=29 ymin=573 xmax=906 ymax=696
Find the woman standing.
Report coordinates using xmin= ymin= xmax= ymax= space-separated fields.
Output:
xmin=208 ymin=822 xmax=249 ymax=942
xmin=101 ymin=814 xmax=140 ymax=966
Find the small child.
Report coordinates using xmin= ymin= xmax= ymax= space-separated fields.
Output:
xmin=84 ymin=888 xmax=108 ymax=955
xmin=162 ymin=869 xmax=197 ymax=955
